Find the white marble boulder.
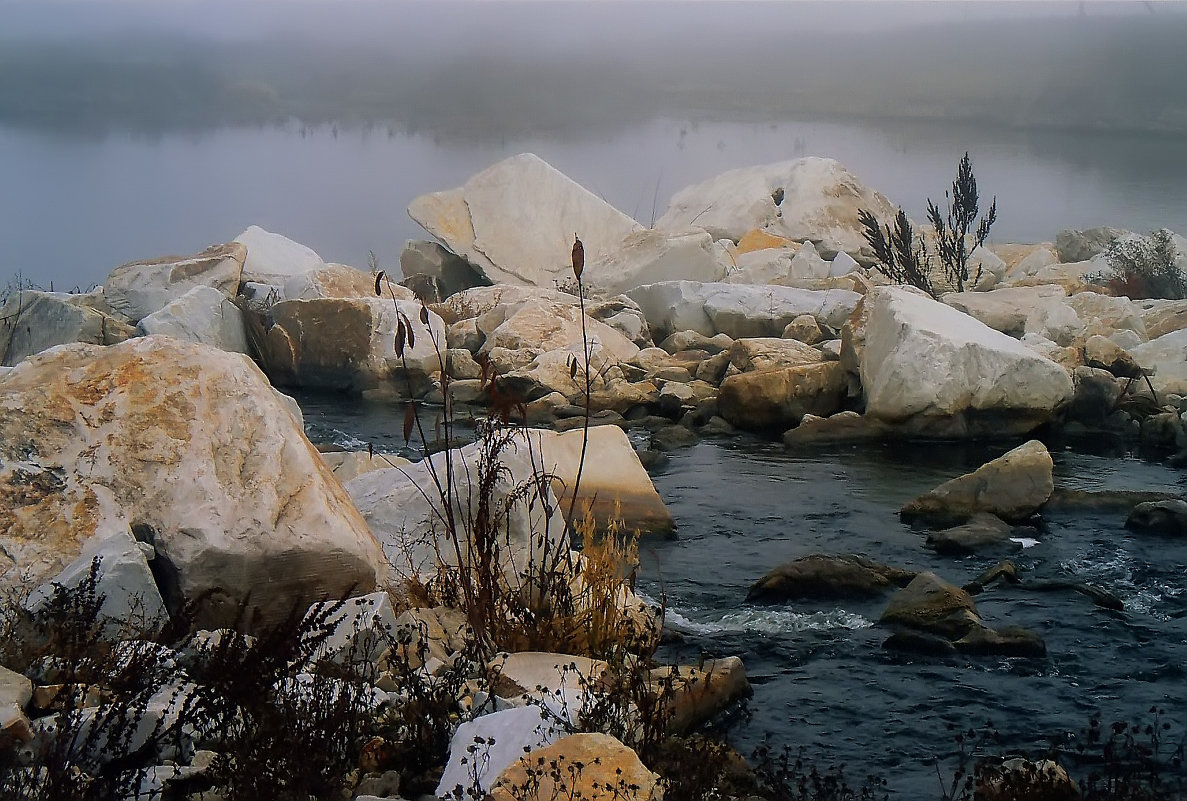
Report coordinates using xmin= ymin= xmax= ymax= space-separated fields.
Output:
xmin=860 ymin=287 xmax=1074 ymax=437
xmin=408 ymin=153 xmax=644 ymax=289
xmin=655 ymin=156 xmax=900 ymax=262
xmin=0 ymin=336 xmax=386 ymax=630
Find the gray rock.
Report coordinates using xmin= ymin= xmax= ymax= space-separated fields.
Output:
xmin=436 ymin=705 xmax=566 ymax=801
xmin=1126 ymin=499 xmax=1187 ymax=537
xmin=137 ymin=285 xmax=248 ymax=354
xmin=925 ymin=513 xmax=1016 ymax=555
xmin=1055 ymin=226 xmax=1130 ymax=263
xmin=400 ymin=239 xmax=489 ymax=298
xmin=0 ymin=290 xmax=135 ymax=366
xmin=25 ymin=529 xmax=168 ymax=636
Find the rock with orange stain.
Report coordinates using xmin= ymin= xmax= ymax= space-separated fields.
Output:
xmin=0 ymin=336 xmax=386 ymax=630
xmin=490 ymin=733 xmax=663 ymax=801
xmin=735 ymin=228 xmax=793 ymax=255
xmin=103 ymin=242 xmax=246 ymax=324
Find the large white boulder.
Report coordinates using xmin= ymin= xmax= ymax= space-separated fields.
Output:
xmin=0 ymin=336 xmax=385 ymax=629
xmin=586 ymin=227 xmax=731 ymax=294
xmin=0 ymin=290 xmax=135 ymax=366
xmin=137 ymin=285 xmax=249 ymax=354
xmin=656 ymin=157 xmax=899 ymax=261
xmin=860 ymin=287 xmax=1074 ymax=437
xmin=234 ymin=225 xmax=327 ymax=289
xmin=103 ymin=242 xmax=246 ymax=323
xmin=626 ymin=281 xmax=859 ymax=340
xmin=409 ymin=153 xmax=644 ymax=289
xmin=258 ymin=296 xmax=445 ymax=392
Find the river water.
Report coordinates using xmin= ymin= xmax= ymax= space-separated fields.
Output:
xmin=296 ymin=393 xmax=1186 ymax=795
xmin=3 ymin=115 xmax=1187 ymax=291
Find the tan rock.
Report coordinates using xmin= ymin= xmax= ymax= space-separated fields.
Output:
xmin=782 ymin=314 xmax=824 ymax=344
xmin=729 ymin=337 xmax=822 ymax=373
xmin=285 ymin=263 xmax=413 ymax=301
xmin=652 ymin=656 xmax=750 ymax=734
xmin=718 ymin=362 xmax=846 ymax=430
xmin=491 ymin=733 xmax=662 ymax=801
xmin=526 ymin=426 xmax=674 ymax=536
xmin=1140 ymin=299 xmax=1187 ymax=339
xmin=881 ymin=572 xmax=982 ymax=639
xmin=258 ymin=296 xmax=445 ymax=392
xmin=0 ymin=337 xmax=385 ymax=629
xmin=900 ymin=440 xmax=1054 ymax=527
xmin=736 ymin=228 xmax=794 ymax=254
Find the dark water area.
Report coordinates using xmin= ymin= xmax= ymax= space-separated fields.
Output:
xmin=642 ymin=440 xmax=1186 ymax=794
xmin=295 ymin=393 xmax=1187 ymax=795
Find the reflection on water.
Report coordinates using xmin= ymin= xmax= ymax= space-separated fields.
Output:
xmin=3 ymin=116 xmax=1187 ymax=289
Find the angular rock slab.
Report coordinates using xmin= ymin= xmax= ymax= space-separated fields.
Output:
xmin=137 ymin=285 xmax=249 ymax=354
xmin=525 ymin=426 xmax=674 ymax=536
xmin=656 ymin=156 xmax=899 ymax=261
xmin=860 ymin=287 xmax=1074 ymax=437
xmin=24 ymin=529 xmax=168 ymax=635
xmin=103 ymin=241 xmax=246 ymax=323
xmin=0 ymin=336 xmax=385 ymax=630
xmin=0 ymin=290 xmax=135 ymax=366
xmin=627 ymin=280 xmax=859 ymax=340
xmin=437 ymin=705 xmax=567 ymax=801
xmin=900 ymin=440 xmax=1054 ymax=527
xmin=409 ymin=153 xmax=644 ymax=288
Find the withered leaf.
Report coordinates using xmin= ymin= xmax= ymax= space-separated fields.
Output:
xmin=374 ymin=271 xmax=385 ymax=296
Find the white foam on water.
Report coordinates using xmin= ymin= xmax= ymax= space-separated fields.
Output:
xmin=661 ymin=604 xmax=873 ymax=636
xmin=1009 ymin=537 xmax=1040 ymax=549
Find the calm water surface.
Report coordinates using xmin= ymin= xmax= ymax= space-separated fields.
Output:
xmin=3 ymin=116 xmax=1187 ymax=289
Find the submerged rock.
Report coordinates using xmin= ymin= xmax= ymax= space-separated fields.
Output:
xmin=880 ymin=572 xmax=1045 ymax=657
xmin=925 ymin=513 xmax=1017 ymax=555
xmin=900 ymin=440 xmax=1055 ymax=527
xmin=1126 ymin=499 xmax=1187 ymax=537
xmin=747 ymin=554 xmax=916 ymax=602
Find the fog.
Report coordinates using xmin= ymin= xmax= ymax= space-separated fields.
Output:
xmin=2 ymin=1 xmax=1185 ymax=138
